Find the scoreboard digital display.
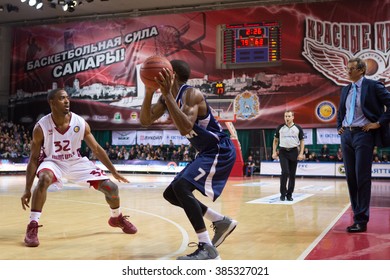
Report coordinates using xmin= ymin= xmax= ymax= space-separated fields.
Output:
xmin=216 ymin=21 xmax=281 ymax=69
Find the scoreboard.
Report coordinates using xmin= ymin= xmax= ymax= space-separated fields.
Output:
xmin=216 ymin=21 xmax=281 ymax=69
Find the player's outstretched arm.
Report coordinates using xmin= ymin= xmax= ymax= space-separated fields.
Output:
xmin=83 ymin=122 xmax=129 ymax=183
xmin=21 ymin=124 xmax=43 ymax=210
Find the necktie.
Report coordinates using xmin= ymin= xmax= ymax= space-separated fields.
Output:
xmin=347 ymin=83 xmax=357 ymax=126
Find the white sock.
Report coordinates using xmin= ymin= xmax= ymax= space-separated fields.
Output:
xmin=204 ymin=208 xmax=224 ymax=223
xmin=197 ymin=230 xmax=212 ymax=245
xmin=30 ymin=211 xmax=41 ymax=223
xmin=110 ymin=207 xmax=121 ymax=218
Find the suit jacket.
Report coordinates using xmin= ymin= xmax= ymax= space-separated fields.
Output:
xmin=337 ymin=77 xmax=390 ymax=147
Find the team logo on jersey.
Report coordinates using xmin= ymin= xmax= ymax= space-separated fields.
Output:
xmin=302 ymin=17 xmax=390 ymax=86
xmin=315 ymin=101 xmax=336 ymax=122
xmin=74 ymin=126 xmax=80 ymax=133
xmin=234 ymin=91 xmax=259 ymax=119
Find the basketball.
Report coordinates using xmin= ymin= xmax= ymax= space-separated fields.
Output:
xmin=140 ymin=56 xmax=172 ymax=89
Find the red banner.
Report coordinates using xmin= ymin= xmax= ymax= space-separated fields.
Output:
xmin=10 ymin=0 xmax=390 ymax=130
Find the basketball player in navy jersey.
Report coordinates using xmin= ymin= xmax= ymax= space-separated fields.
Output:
xmin=21 ymin=88 xmax=137 ymax=247
xmin=140 ymin=60 xmax=237 ymax=260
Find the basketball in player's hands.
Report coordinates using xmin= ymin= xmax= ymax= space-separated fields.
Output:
xmin=140 ymin=56 xmax=172 ymax=89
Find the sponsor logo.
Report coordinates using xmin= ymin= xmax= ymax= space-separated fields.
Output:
xmin=92 ymin=115 xmax=109 ymax=121
xmin=302 ymin=17 xmax=390 ymax=86
xmin=73 ymin=126 xmax=80 ymax=133
xmin=112 ymin=112 xmax=122 ymax=123
xmin=167 ymin=161 xmax=177 ymax=170
xmin=140 ymin=135 xmax=163 ymax=141
xmin=130 ymin=112 xmax=138 ymax=121
xmin=315 ymin=101 xmax=336 ymax=122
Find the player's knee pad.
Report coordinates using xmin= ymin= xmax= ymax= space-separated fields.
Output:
xmin=163 ymin=185 xmax=180 ymax=206
xmin=97 ymin=180 xmax=119 ymax=199
xmin=172 ymin=179 xmax=195 ymax=194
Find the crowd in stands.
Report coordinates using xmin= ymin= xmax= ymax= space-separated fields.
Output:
xmin=1 ymin=119 xmax=199 ymax=163
xmin=272 ymin=143 xmax=389 ymax=163
xmin=81 ymin=140 xmax=198 ymax=163
xmin=1 ymin=119 xmax=389 ymax=164
xmin=301 ymin=144 xmax=389 ymax=163
xmin=0 ymin=118 xmax=32 ymax=159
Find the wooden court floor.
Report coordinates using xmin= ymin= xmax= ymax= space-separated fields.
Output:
xmin=0 ymin=173 xmax=385 ymax=260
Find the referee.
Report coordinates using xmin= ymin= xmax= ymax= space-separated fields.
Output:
xmin=272 ymin=110 xmax=305 ymax=201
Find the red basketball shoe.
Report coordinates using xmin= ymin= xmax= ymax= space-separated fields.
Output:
xmin=108 ymin=214 xmax=137 ymax=234
xmin=24 ymin=221 xmax=42 ymax=247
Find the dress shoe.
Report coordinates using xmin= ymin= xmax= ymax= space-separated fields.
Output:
xmin=346 ymin=223 xmax=367 ymax=233
xmin=280 ymin=196 xmax=285 ymax=201
xmin=286 ymin=196 xmax=293 ymax=201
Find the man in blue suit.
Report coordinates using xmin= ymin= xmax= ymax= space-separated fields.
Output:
xmin=337 ymin=57 xmax=390 ymax=233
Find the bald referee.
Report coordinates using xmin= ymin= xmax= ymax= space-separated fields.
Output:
xmin=272 ymin=110 xmax=305 ymax=201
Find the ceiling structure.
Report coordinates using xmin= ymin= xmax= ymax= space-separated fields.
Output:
xmin=0 ymin=0 xmax=334 ymax=26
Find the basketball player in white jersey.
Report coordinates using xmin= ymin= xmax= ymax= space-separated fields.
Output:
xmin=21 ymin=88 xmax=137 ymax=247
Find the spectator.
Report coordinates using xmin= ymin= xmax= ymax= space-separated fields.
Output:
xmin=320 ymin=144 xmax=330 ymax=159
xmin=303 ymin=147 xmax=310 ymax=161
xmin=372 ymin=146 xmax=379 ymax=161
xmin=336 ymin=147 xmax=343 ymax=162
xmin=373 ymin=155 xmax=381 ymax=163
xmin=123 ymin=148 xmax=130 ymax=160
xmin=137 ymin=152 xmax=146 ymax=160
xmin=244 ymin=155 xmax=256 ymax=177
xmin=188 ymin=143 xmax=197 ymax=159
xmin=183 ymin=153 xmax=192 ymax=162
xmin=80 ymin=146 xmax=91 ymax=158
xmin=129 ymin=148 xmax=137 ymax=160
xmin=308 ymin=151 xmax=318 ymax=162
xmin=108 ymin=147 xmax=118 ymax=160
xmin=171 ymin=150 xmax=180 ymax=162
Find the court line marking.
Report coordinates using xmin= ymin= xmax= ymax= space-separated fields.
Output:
xmin=297 ymin=203 xmax=351 ymax=260
xmin=247 ymin=193 xmax=313 ymax=204
xmin=48 ymin=197 xmax=189 ymax=260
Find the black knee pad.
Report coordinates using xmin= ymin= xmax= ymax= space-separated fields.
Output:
xmin=163 ymin=184 xmax=180 ymax=206
xmin=163 ymin=179 xmax=195 ymax=206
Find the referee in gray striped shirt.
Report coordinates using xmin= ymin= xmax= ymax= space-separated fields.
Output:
xmin=272 ymin=110 xmax=305 ymax=201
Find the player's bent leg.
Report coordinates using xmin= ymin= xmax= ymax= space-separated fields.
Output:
xmin=31 ymin=170 xmax=55 ymax=210
xmin=211 ymin=216 xmax=238 ymax=247
xmin=25 ymin=171 xmax=53 ymax=247
xmin=93 ymin=180 xmax=137 ymax=234
xmin=95 ymin=179 xmax=120 ymax=208
xmin=163 ymin=184 xmax=182 ymax=207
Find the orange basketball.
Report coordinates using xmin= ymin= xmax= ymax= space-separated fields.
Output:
xmin=140 ymin=56 xmax=172 ymax=89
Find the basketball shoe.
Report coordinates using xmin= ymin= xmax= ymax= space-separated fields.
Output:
xmin=24 ymin=221 xmax=42 ymax=247
xmin=108 ymin=213 xmax=137 ymax=234
xmin=211 ymin=216 xmax=238 ymax=247
xmin=177 ymin=242 xmax=221 ymax=260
